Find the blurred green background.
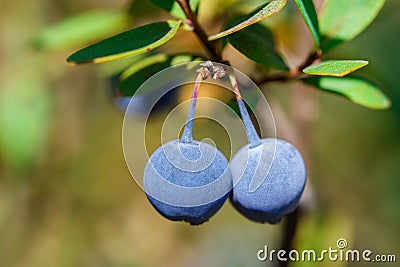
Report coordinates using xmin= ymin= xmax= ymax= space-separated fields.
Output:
xmin=0 ymin=0 xmax=399 ymax=266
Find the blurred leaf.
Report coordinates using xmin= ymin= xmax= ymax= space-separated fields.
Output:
xmin=150 ymin=0 xmax=200 ymax=19
xmin=303 ymin=76 xmax=391 ymax=109
xmin=67 ymin=20 xmax=181 ymax=64
xmin=128 ymin=0 xmax=158 ymax=18
xmin=294 ymin=0 xmax=320 ymax=47
xmin=33 ymin=10 xmax=129 ymax=51
xmin=303 ymin=60 xmax=369 ymax=77
xmin=294 ymin=210 xmax=354 ymax=267
xmin=0 ymin=65 xmax=51 ymax=169
xmin=208 ymin=0 xmax=287 ymax=41
xmin=118 ymin=53 xmax=202 ymax=96
xmin=227 ymin=23 xmax=288 ymax=70
xmin=320 ymin=0 xmax=386 ymax=51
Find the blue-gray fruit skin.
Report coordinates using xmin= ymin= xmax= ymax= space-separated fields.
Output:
xmin=230 ymin=138 xmax=306 ymax=224
xmin=144 ymin=139 xmax=232 ymax=225
xmin=109 ymin=75 xmax=177 ymax=116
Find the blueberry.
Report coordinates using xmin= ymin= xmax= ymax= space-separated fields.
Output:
xmin=144 ymin=139 xmax=232 ymax=225
xmin=228 ymin=73 xmax=306 ymax=224
xmin=230 ymin=138 xmax=306 ymax=224
xmin=143 ymin=72 xmax=232 ymax=225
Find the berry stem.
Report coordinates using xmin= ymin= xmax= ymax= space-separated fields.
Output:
xmin=181 ymin=73 xmax=203 ymax=143
xmin=228 ymin=72 xmax=262 ymax=148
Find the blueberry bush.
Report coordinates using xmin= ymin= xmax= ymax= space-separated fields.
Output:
xmin=65 ymin=0 xmax=390 ymax=110
xmin=65 ymin=0 xmax=390 ymax=263
xmin=11 ymin=0 xmax=396 ymax=266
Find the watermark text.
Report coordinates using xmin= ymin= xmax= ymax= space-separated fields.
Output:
xmin=257 ymin=238 xmax=396 ymax=263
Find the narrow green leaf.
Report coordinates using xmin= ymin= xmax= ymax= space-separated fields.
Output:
xmin=294 ymin=0 xmax=320 ymax=46
xmin=67 ymin=21 xmax=181 ymax=64
xmin=303 ymin=60 xmax=369 ymax=77
xmin=208 ymin=0 xmax=287 ymax=41
xmin=150 ymin=0 xmax=200 ymax=20
xmin=303 ymin=76 xmax=391 ymax=109
xmin=320 ymin=0 xmax=386 ymax=51
xmin=227 ymin=23 xmax=288 ymax=70
xmin=118 ymin=54 xmax=202 ymax=96
xmin=33 ymin=10 xmax=129 ymax=51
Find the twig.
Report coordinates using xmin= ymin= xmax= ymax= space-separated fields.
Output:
xmin=256 ymin=49 xmax=322 ymax=85
xmin=175 ymin=0 xmax=322 ymax=85
xmin=277 ymin=208 xmax=301 ymax=267
xmin=175 ymin=0 xmax=222 ymax=62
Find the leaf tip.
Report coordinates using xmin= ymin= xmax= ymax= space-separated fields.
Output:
xmin=208 ymin=0 xmax=287 ymax=41
xmin=377 ymin=97 xmax=392 ymax=110
xmin=66 ymin=55 xmax=94 ymax=65
xmin=66 ymin=57 xmax=78 ymax=65
xmin=361 ymin=60 xmax=369 ymax=66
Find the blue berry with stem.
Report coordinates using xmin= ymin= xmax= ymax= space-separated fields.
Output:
xmin=143 ymin=68 xmax=232 ymax=225
xmin=228 ymin=73 xmax=306 ymax=224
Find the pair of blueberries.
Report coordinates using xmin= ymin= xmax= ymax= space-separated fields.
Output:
xmin=143 ymin=67 xmax=306 ymax=225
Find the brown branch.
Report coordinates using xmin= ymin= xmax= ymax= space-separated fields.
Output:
xmin=256 ymin=49 xmax=322 ymax=85
xmin=297 ymin=49 xmax=322 ymax=72
xmin=175 ymin=0 xmax=222 ymax=62
xmin=276 ymin=208 xmax=301 ymax=267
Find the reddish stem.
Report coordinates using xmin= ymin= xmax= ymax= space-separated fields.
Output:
xmin=181 ymin=73 xmax=203 ymax=143
xmin=229 ymin=73 xmax=262 ymax=147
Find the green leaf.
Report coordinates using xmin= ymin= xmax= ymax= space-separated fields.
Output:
xmin=67 ymin=20 xmax=181 ymax=64
xmin=150 ymin=0 xmax=200 ymax=20
xmin=33 ymin=10 xmax=129 ymax=51
xmin=0 ymin=59 xmax=51 ymax=169
xmin=118 ymin=54 xmax=202 ymax=96
xmin=294 ymin=0 xmax=320 ymax=47
xmin=208 ymin=0 xmax=287 ymax=41
xmin=303 ymin=60 xmax=369 ymax=77
xmin=303 ymin=76 xmax=391 ymax=109
xmin=320 ymin=0 xmax=386 ymax=51
xmin=227 ymin=23 xmax=288 ymax=70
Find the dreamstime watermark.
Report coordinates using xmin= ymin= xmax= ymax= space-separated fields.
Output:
xmin=257 ymin=238 xmax=397 ymax=263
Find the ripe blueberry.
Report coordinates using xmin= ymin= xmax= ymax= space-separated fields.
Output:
xmin=228 ymin=74 xmax=306 ymax=224
xmin=144 ymin=139 xmax=232 ymax=225
xmin=143 ymin=73 xmax=232 ymax=225
xmin=230 ymin=138 xmax=306 ymax=223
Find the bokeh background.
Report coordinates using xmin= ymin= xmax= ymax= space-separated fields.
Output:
xmin=0 ymin=0 xmax=399 ymax=266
